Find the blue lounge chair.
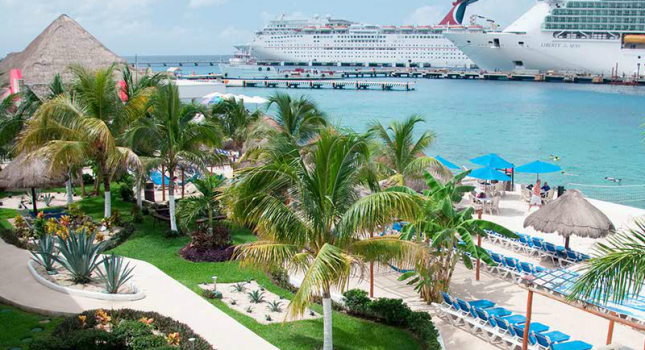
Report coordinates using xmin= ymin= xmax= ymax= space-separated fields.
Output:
xmin=515 ymin=322 xmax=550 ymax=334
xmin=456 ymin=298 xmax=495 ymax=318
xmin=551 ymin=340 xmax=593 ymax=350
xmin=511 ymin=323 xmax=538 ymax=346
xmin=564 ymin=249 xmax=584 ymax=264
xmin=150 ymin=171 xmax=171 ymax=187
xmin=441 ymin=292 xmax=458 ymax=311
xmin=534 ymin=331 xmax=571 ymax=350
xmin=531 ymin=236 xmax=545 ymax=249
xmin=520 ymin=261 xmax=535 ymax=275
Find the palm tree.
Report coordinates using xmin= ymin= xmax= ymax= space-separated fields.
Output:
xmin=124 ymin=82 xmax=222 ymax=232
xmin=177 ymin=174 xmax=225 ymax=234
xmin=18 ymin=64 xmax=147 ymax=218
xmin=369 ymin=114 xmax=450 ymax=186
xmin=229 ymin=127 xmax=427 ymax=350
xmin=569 ymin=221 xmax=645 ymax=304
xmin=210 ymin=98 xmax=261 ymax=153
xmin=120 ymin=65 xmax=165 ymax=207
xmin=398 ymin=171 xmax=516 ymax=302
xmin=258 ymin=92 xmax=327 ymax=144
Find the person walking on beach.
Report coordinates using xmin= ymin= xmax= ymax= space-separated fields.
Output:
xmin=529 ymin=179 xmax=543 ymax=211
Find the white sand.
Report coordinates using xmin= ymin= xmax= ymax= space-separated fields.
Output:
xmin=198 ymin=280 xmax=320 ymax=324
xmin=0 ymin=192 xmax=83 ymax=210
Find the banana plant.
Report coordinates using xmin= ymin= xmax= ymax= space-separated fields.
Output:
xmin=397 ymin=171 xmax=517 ymax=302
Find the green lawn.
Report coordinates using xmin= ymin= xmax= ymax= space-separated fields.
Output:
xmin=0 ymin=304 xmax=61 ymax=350
xmin=0 ymin=183 xmax=423 ymax=350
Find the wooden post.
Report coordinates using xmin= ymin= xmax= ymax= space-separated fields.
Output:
xmin=476 ymin=234 xmax=481 ymax=281
xmin=31 ymin=187 xmax=38 ymax=214
xmin=162 ymin=164 xmax=166 ymax=202
xmin=476 ymin=209 xmax=482 ymax=281
xmin=370 ymin=230 xmax=374 ymax=298
xmin=181 ymin=168 xmax=185 ymax=199
xmin=607 ymin=312 xmax=615 ymax=345
xmin=522 ymin=290 xmax=534 ymax=350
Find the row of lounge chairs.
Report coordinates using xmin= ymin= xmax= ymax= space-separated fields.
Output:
xmin=485 ymin=230 xmax=590 ymax=267
xmin=438 ymin=292 xmax=593 ymax=350
xmin=484 ymin=249 xmax=548 ymax=283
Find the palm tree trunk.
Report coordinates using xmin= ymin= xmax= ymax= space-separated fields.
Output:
xmin=322 ymin=290 xmax=333 ymax=350
xmin=65 ymin=170 xmax=73 ymax=206
xmin=168 ymin=167 xmax=178 ymax=232
xmin=78 ymin=168 xmax=87 ymax=197
xmin=136 ymin=179 xmax=143 ymax=208
xmin=93 ymin=174 xmax=100 ymax=196
xmin=102 ymin=167 xmax=111 ymax=218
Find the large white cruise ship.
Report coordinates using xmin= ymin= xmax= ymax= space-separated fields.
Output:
xmin=232 ymin=1 xmax=479 ymax=68
xmin=443 ymin=0 xmax=645 ymax=75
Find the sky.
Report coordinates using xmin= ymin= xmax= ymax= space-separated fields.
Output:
xmin=0 ymin=0 xmax=535 ymax=57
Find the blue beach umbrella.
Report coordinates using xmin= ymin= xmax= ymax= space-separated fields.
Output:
xmin=470 ymin=153 xmax=514 ymax=169
xmin=469 ymin=166 xmax=512 ymax=182
xmin=435 ymin=155 xmax=460 ymax=170
xmin=515 ymin=160 xmax=561 ymax=175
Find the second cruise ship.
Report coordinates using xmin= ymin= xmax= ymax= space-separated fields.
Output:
xmin=443 ymin=0 xmax=645 ymax=75
xmin=230 ymin=1 xmax=479 ymax=68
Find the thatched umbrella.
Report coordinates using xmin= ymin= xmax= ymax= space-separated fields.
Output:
xmin=523 ymin=189 xmax=615 ymax=249
xmin=0 ymin=153 xmax=67 ymax=213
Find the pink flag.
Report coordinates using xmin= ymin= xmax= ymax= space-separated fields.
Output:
xmin=9 ymin=69 xmax=22 ymax=94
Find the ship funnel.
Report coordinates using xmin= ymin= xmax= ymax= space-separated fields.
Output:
xmin=439 ymin=0 xmax=480 ymax=25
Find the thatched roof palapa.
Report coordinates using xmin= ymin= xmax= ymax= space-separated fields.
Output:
xmin=0 ymin=153 xmax=67 ymax=190
xmin=0 ymin=14 xmax=126 ymax=99
xmin=524 ymin=189 xmax=615 ymax=243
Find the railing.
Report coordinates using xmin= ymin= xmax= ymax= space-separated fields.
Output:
xmin=567 ymin=182 xmax=645 ymax=207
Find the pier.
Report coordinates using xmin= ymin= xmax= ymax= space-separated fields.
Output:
xmin=225 ymin=79 xmax=415 ymax=91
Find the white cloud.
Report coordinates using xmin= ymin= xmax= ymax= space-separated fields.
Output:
xmin=405 ymin=5 xmax=447 ymax=25
xmin=188 ymin=0 xmax=227 ymax=9
xmin=219 ymin=25 xmax=253 ymax=43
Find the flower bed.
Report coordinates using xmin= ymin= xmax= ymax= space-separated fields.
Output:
xmin=29 ymin=308 xmax=214 ymax=350
xmin=179 ymin=244 xmax=234 ymax=262
xmin=27 ymin=259 xmax=145 ymax=301
xmin=198 ymin=280 xmax=321 ymax=324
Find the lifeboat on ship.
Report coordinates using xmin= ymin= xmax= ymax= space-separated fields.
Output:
xmin=303 ymin=26 xmax=316 ymax=32
xmin=448 ymin=25 xmax=466 ymax=31
xmin=320 ymin=26 xmax=332 ymax=32
xmin=400 ymin=25 xmax=414 ymax=31
xmin=466 ymin=25 xmax=484 ymax=31
xmin=624 ymin=34 xmax=645 ymax=45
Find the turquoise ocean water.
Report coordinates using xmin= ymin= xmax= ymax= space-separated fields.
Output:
xmin=127 ymin=56 xmax=645 ymax=205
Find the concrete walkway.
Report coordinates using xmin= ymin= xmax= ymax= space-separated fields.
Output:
xmin=0 ymin=239 xmax=278 ymax=350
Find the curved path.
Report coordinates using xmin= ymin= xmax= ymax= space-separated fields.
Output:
xmin=0 ymin=239 xmax=278 ymax=350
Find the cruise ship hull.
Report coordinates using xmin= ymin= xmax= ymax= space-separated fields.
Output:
xmin=445 ymin=31 xmax=645 ymax=75
xmin=443 ymin=2 xmax=645 ymax=75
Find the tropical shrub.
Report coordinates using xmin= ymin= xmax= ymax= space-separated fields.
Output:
xmin=179 ymin=244 xmax=234 ymax=263
xmin=368 ymin=298 xmax=412 ymax=327
xmin=33 ymin=213 xmax=47 ymax=238
xmin=130 ymin=204 xmax=143 ymax=224
xmin=119 ymin=185 xmax=135 ymax=203
xmin=202 ymin=289 xmax=222 ymax=300
xmin=82 ymin=173 xmax=95 ymax=185
xmin=96 ymin=254 xmax=135 ymax=294
xmin=53 ymin=229 xmax=106 ymax=284
xmin=32 ymin=308 xmax=213 ymax=350
xmin=0 ymin=226 xmax=28 ymax=249
xmin=342 ymin=289 xmax=371 ymax=315
xmin=341 ymin=289 xmax=441 ymax=350
xmin=43 ymin=193 xmax=54 ymax=206
xmin=30 ymin=234 xmax=58 ymax=274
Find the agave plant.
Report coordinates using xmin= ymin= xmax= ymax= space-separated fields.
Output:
xmin=231 ymin=282 xmax=246 ymax=293
xmin=245 ymin=306 xmax=253 ymax=313
xmin=30 ymin=235 xmax=58 ymax=274
xmin=53 ymin=229 xmax=106 ymax=284
xmin=43 ymin=193 xmax=54 ymax=207
xmin=96 ymin=254 xmax=135 ymax=294
xmin=266 ymin=300 xmax=283 ymax=313
xmin=247 ymin=290 xmax=266 ymax=304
